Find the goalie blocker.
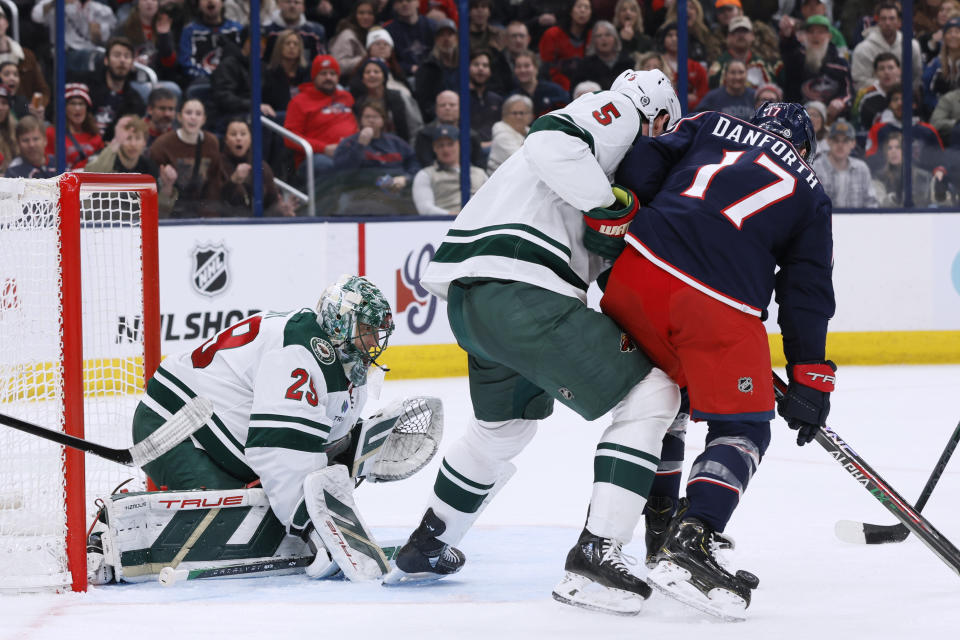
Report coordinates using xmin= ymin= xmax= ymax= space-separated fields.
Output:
xmin=88 ymin=396 xmax=443 ymax=584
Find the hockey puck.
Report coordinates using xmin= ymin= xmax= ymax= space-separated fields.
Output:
xmin=735 ymin=569 xmax=760 ymax=590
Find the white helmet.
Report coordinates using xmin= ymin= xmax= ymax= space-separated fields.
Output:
xmin=610 ymin=69 xmax=682 ymax=130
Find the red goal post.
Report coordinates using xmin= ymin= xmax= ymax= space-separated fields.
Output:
xmin=0 ymin=173 xmax=159 ymax=592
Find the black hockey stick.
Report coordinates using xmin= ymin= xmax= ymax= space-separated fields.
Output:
xmin=0 ymin=396 xmax=212 ymax=467
xmin=773 ymin=373 xmax=960 ymax=577
xmin=835 ymin=419 xmax=960 ymax=545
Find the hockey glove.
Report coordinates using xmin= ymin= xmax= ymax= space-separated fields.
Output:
xmin=778 ymin=360 xmax=837 ymax=446
xmin=582 ymin=184 xmax=639 ymax=260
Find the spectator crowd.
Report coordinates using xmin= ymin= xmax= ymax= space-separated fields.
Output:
xmin=7 ymin=0 xmax=960 ymax=214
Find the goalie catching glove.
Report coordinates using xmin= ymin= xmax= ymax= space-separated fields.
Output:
xmin=778 ymin=360 xmax=836 ymax=446
xmin=582 ymin=184 xmax=639 ymax=260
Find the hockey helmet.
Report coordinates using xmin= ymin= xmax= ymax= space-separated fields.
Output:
xmin=610 ymin=69 xmax=682 ymax=131
xmin=751 ymin=102 xmax=817 ymax=160
xmin=317 ymin=275 xmax=394 ymax=383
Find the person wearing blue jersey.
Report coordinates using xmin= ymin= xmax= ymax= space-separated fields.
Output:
xmin=599 ymin=103 xmax=836 ymax=620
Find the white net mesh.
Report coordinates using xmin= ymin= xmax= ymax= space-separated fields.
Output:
xmin=0 ymin=177 xmax=151 ymax=592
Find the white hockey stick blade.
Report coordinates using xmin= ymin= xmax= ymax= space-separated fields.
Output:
xmin=158 ymin=566 xmax=188 ymax=587
xmin=129 ymin=397 xmax=214 ymax=467
xmin=834 ymin=520 xmax=868 ymax=545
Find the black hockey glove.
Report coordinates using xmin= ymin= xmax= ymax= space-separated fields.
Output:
xmin=777 ymin=360 xmax=837 ymax=446
xmin=582 ymin=184 xmax=639 ymax=260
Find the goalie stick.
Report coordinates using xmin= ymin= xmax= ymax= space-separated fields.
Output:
xmin=773 ymin=372 xmax=960 ymax=577
xmin=0 ymin=396 xmax=213 ymax=467
xmin=835 ymin=419 xmax=960 ymax=545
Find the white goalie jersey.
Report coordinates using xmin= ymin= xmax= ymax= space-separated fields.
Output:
xmin=420 ymin=90 xmax=642 ymax=303
xmin=145 ymin=309 xmax=367 ymax=536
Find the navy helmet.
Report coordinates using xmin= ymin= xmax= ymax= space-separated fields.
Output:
xmin=751 ymin=102 xmax=817 ymax=160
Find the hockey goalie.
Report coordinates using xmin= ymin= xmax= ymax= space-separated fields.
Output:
xmin=87 ymin=275 xmax=443 ymax=585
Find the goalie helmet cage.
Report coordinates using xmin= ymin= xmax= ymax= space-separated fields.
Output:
xmin=0 ymin=173 xmax=159 ymax=592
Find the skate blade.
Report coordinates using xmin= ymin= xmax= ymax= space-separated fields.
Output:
xmin=646 ymin=562 xmax=747 ymax=622
xmin=381 ymin=566 xmax=449 ymax=586
xmin=551 ymin=572 xmax=645 ymax=616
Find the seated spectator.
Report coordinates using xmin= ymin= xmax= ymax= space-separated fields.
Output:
xmin=932 ymin=87 xmax=960 ymax=145
xmin=853 ymin=53 xmax=901 ymax=130
xmin=420 ymin=0 xmax=458 ymax=24
xmin=872 ymin=131 xmax=938 ymax=207
xmin=511 ymin=50 xmax=568 ymax=117
xmin=363 ymin=29 xmax=423 ymax=142
xmin=657 ymin=22 xmax=708 ymax=110
xmin=0 ymin=63 xmax=42 ymax=121
xmin=919 ymin=0 xmax=960 ymax=64
xmin=385 ymin=0 xmax=435 ymax=78
xmin=414 ymin=19 xmax=459 ymax=121
xmin=178 ymin=0 xmax=243 ymax=93
xmin=6 ymin=116 xmax=56 ymax=179
xmin=866 ymin=85 xmax=945 ymax=168
xmin=798 ymin=0 xmax=848 ymax=54
xmin=468 ymin=50 xmax=504 ymax=146
xmin=0 ymin=88 xmax=14 ymax=172
xmin=415 ymin=90 xmax=485 ymax=168
xmin=469 ymin=0 xmax=503 ymax=54
xmin=73 ymin=37 xmax=147 ymax=141
xmin=753 ymin=82 xmax=783 ymax=109
xmin=613 ymin=0 xmax=653 ymax=58
xmin=413 ymin=123 xmax=488 ymax=215
xmin=695 ymin=60 xmax=756 ymax=121
xmin=487 ymin=95 xmax=532 ymax=174
xmin=637 ymin=50 xmax=668 ymax=74
xmin=148 ymin=98 xmax=224 ymax=218
xmin=84 ymin=115 xmax=160 ymax=179
xmin=812 ymin=118 xmax=879 ymax=207
xmin=663 ymin=0 xmax=718 ymax=64
xmin=46 ymin=83 xmax=104 ymax=170
xmin=330 ymin=99 xmax=420 ymax=214
xmin=539 ymin=0 xmax=592 ymax=92
xmin=496 ymin=20 xmax=536 ymax=94
xmin=923 ymin=17 xmax=960 ymax=114
xmin=804 ymin=100 xmax=830 ymax=162
xmin=0 ymin=5 xmax=50 ymax=111
xmin=329 ymin=0 xmax=377 ymax=80
xmin=113 ymin=0 xmax=181 ymax=90
xmin=711 ymin=0 xmax=780 ymax=63
xmin=707 ymin=16 xmax=781 ymax=90
xmin=350 ymin=57 xmax=410 ymax=141
xmin=145 ymin=87 xmax=178 ymax=145
xmin=219 ymin=118 xmax=296 ymax=217
xmin=224 ymin=0 xmax=275 ymax=26
xmin=851 ymin=2 xmax=921 ymax=94
xmin=778 ymin=14 xmax=853 ymax=121
xmin=208 ymin=31 xmax=277 ymax=134
xmin=284 ymin=54 xmax=358 ymax=178
xmin=572 ymin=80 xmax=601 ymax=99
xmin=263 ymin=30 xmax=311 ymax=116
xmin=264 ymin=0 xmax=327 ymax=62
xmin=32 ymin=0 xmax=117 ymax=72
xmin=571 ymin=21 xmax=633 ymax=91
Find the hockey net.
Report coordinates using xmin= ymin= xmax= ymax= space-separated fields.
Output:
xmin=0 ymin=174 xmax=159 ymax=592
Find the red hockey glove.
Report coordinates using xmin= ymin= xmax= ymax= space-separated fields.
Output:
xmin=582 ymin=184 xmax=639 ymax=260
xmin=778 ymin=360 xmax=836 ymax=446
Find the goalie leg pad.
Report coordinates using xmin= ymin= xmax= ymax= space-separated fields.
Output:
xmin=303 ymin=465 xmax=389 ymax=581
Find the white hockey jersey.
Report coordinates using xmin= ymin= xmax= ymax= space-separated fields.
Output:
xmin=420 ymin=90 xmax=642 ymax=303
xmin=143 ymin=309 xmax=366 ymax=535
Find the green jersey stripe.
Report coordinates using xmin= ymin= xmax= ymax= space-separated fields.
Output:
xmin=596 ymin=442 xmax=661 ymax=467
xmin=434 ymin=471 xmax=488 ymax=514
xmin=146 ymin=377 xmax=187 ymax=416
xmin=442 ymin=459 xmax=496 ymax=491
xmin=446 ymin=223 xmax=572 ymax=258
xmin=247 ymin=426 xmax=327 ymax=452
xmin=529 ymin=113 xmax=595 ymax=155
xmin=290 ymin=498 xmax=310 ymax=534
xmin=156 ymin=367 xmax=197 ymax=399
xmin=594 ymin=456 xmax=656 ymax=497
xmin=433 ymin=235 xmax=588 ymax=292
xmin=250 ymin=413 xmax=331 ymax=434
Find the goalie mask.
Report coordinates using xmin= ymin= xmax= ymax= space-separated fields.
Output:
xmin=317 ymin=275 xmax=394 ymax=385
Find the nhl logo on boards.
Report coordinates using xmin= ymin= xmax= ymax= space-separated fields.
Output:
xmin=737 ymin=377 xmax=754 ymax=393
xmin=191 ymin=243 xmax=229 ymax=297
xmin=558 ymin=387 xmax=575 ymax=401
xmin=311 ymin=337 xmax=337 ymax=365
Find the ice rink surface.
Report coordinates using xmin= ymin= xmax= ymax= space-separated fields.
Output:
xmin=3 ymin=365 xmax=960 ymax=640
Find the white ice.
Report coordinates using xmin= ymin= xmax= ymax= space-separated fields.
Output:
xmin=3 ymin=365 xmax=959 ymax=640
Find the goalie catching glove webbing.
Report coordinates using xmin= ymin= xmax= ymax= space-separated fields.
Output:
xmin=582 ymin=184 xmax=639 ymax=260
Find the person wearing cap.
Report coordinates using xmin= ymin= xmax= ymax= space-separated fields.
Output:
xmin=349 ymin=57 xmax=411 ymax=141
xmin=6 ymin=116 xmax=55 ymax=179
xmin=284 ymin=53 xmax=359 ymax=177
xmin=486 ymin=94 xmax=532 ymax=173
xmin=922 ymin=15 xmax=960 ymax=113
xmin=362 ymin=29 xmax=425 ymax=144
xmin=413 ymin=123 xmax=488 ymax=214
xmin=71 ymin=36 xmax=147 ymax=142
xmin=779 ymin=13 xmax=853 ymax=121
xmin=812 ymin=118 xmax=878 ymax=207
xmin=264 ymin=0 xmax=327 ymax=63
xmin=707 ymin=15 xmax=782 ymax=90
xmin=385 ymin=0 xmax=435 ymax=78
xmin=415 ymin=90 xmax=485 ymax=168
xmin=851 ymin=1 xmax=922 ymax=93
xmin=413 ymin=18 xmax=459 ymax=121
xmin=752 ymin=82 xmax=783 ymax=108
xmin=45 ymin=82 xmax=104 ymax=170
xmin=853 ymin=52 xmax=901 ymax=129
xmin=695 ymin=59 xmax=756 ymax=121
xmin=329 ymin=0 xmax=377 ymax=80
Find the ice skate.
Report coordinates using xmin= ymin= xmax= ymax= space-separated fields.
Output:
xmin=646 ymin=518 xmax=756 ymax=621
xmin=643 ymin=496 xmax=678 ymax=568
xmin=382 ymin=508 xmax=465 ymax=585
xmin=552 ymin=528 xmax=651 ymax=616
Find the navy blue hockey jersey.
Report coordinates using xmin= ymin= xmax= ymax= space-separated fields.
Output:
xmin=614 ymin=111 xmax=835 ymax=364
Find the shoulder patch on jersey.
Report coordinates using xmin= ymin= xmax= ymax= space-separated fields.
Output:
xmin=311 ymin=337 xmax=336 ymax=365
xmin=283 ymin=310 xmax=351 ymax=393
